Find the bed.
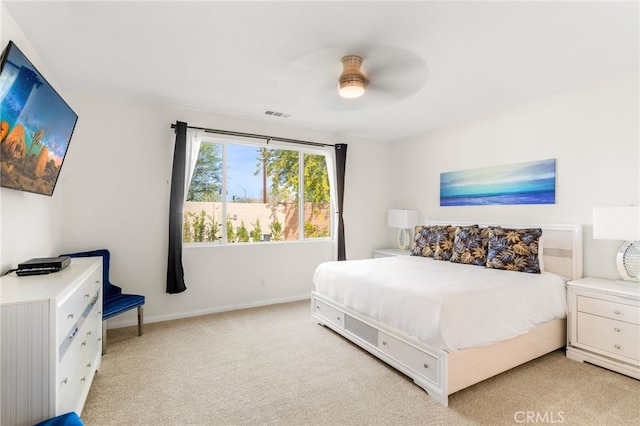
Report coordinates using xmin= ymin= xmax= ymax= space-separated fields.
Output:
xmin=311 ymin=222 xmax=583 ymax=406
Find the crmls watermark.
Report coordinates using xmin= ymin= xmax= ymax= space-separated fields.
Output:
xmin=514 ymin=411 xmax=565 ymax=424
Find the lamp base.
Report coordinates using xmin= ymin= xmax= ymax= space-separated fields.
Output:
xmin=617 ymin=240 xmax=640 ymax=283
xmin=397 ymin=228 xmax=410 ymax=250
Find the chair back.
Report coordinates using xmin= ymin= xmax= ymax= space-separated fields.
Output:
xmin=60 ymin=249 xmax=121 ymax=298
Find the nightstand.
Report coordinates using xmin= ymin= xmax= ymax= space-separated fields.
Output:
xmin=566 ymin=277 xmax=640 ymax=379
xmin=372 ymin=248 xmax=411 ymax=258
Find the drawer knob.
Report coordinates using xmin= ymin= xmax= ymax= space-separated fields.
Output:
xmin=382 ymin=341 xmax=387 ymax=346
xmin=316 ymin=306 xmax=320 ymax=310
xmin=614 ymin=344 xmax=621 ymax=350
xmin=67 ymin=313 xmax=75 ymax=319
xmin=423 ymin=363 xmax=429 ymax=369
xmin=81 ymin=341 xmax=87 ymax=347
xmin=61 ymin=377 xmax=68 ymax=385
xmin=87 ymin=330 xmax=92 ymax=336
xmin=614 ymin=310 xmax=621 ymax=315
xmin=86 ymin=363 xmax=92 ymax=368
xmin=337 ymin=316 xmax=341 ymax=321
xmin=84 ymin=293 xmax=90 ymax=298
xmin=81 ymin=376 xmax=86 ymax=383
xmin=614 ymin=327 xmax=621 ymax=333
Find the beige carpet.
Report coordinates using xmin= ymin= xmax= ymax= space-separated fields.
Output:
xmin=82 ymin=300 xmax=639 ymax=425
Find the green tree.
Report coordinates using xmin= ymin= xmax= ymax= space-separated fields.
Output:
xmin=226 ymin=216 xmax=236 ymax=243
xmin=187 ymin=143 xmax=222 ymax=201
xmin=258 ymin=149 xmax=330 ymax=239
xmin=183 ymin=212 xmax=195 ymax=242
xmin=250 ymin=218 xmax=262 ymax=242
xmin=257 ymin=149 xmax=329 ymax=203
xmin=302 ymin=153 xmax=330 ymax=204
xmin=270 ymin=220 xmax=283 ymax=241
xmin=207 ymin=213 xmax=220 ymax=241
xmin=236 ymin=220 xmax=250 ymax=242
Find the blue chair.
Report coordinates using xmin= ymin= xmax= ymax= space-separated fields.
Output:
xmin=61 ymin=249 xmax=145 ymax=354
xmin=34 ymin=412 xmax=84 ymax=425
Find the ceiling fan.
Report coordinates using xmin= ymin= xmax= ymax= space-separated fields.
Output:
xmin=279 ymin=45 xmax=429 ymax=110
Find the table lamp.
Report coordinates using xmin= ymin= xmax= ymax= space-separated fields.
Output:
xmin=593 ymin=206 xmax=640 ymax=282
xmin=388 ymin=209 xmax=419 ymax=250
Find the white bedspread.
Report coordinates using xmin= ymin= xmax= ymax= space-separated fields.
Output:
xmin=313 ymin=256 xmax=567 ymax=351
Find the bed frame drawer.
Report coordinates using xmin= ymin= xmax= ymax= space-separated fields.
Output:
xmin=313 ymin=299 xmax=345 ymax=329
xmin=378 ymin=331 xmax=440 ymax=385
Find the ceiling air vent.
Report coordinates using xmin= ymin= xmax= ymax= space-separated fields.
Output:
xmin=264 ymin=110 xmax=290 ymax=118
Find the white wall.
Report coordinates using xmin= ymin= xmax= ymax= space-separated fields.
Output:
xmin=388 ymin=70 xmax=639 ymax=279
xmin=58 ymin=93 xmax=391 ymax=327
xmin=0 ymin=4 xmax=66 ymax=271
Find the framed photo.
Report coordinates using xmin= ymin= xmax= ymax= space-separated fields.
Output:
xmin=0 ymin=40 xmax=77 ymax=196
xmin=440 ymin=159 xmax=556 ymax=206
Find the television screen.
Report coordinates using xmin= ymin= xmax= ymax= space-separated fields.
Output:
xmin=0 ymin=40 xmax=77 ymax=196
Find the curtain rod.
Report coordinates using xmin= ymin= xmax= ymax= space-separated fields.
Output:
xmin=170 ymin=124 xmax=334 ymax=148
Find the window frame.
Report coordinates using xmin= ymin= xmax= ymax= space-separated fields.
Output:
xmin=183 ymin=134 xmax=333 ymax=246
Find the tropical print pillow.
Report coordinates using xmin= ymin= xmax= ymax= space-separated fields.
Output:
xmin=486 ymin=227 xmax=542 ymax=273
xmin=411 ymin=225 xmax=434 ymax=257
xmin=450 ymin=225 xmax=488 ymax=266
xmin=432 ymin=225 xmax=455 ymax=261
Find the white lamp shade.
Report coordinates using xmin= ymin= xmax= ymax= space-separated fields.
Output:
xmin=388 ymin=209 xmax=419 ymax=229
xmin=593 ymin=206 xmax=640 ymax=241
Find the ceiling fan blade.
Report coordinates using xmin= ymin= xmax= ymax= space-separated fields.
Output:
xmin=278 ymin=44 xmax=428 ymax=111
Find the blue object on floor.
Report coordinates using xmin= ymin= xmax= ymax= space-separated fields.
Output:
xmin=60 ymin=249 xmax=145 ymax=354
xmin=34 ymin=412 xmax=84 ymax=426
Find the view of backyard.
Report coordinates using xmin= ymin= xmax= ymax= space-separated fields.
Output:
xmin=183 ymin=139 xmax=331 ymax=243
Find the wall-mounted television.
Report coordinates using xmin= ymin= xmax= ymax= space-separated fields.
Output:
xmin=0 ymin=40 xmax=77 ymax=196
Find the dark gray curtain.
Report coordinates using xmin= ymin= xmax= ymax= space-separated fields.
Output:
xmin=166 ymin=121 xmax=187 ymax=294
xmin=335 ymin=144 xmax=347 ymax=261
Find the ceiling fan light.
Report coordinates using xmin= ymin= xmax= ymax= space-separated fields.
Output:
xmin=339 ymin=79 xmax=366 ymax=99
xmin=339 ymin=55 xmax=366 ymax=99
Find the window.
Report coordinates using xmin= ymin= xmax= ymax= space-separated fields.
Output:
xmin=183 ymin=137 xmax=331 ymax=244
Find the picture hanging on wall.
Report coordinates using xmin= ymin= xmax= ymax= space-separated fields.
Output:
xmin=440 ymin=158 xmax=556 ymax=206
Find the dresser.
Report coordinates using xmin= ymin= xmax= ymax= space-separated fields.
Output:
xmin=566 ymin=277 xmax=640 ymax=379
xmin=1 ymin=257 xmax=103 ymax=425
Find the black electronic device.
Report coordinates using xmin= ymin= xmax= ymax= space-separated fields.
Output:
xmin=17 ymin=256 xmax=71 ymax=276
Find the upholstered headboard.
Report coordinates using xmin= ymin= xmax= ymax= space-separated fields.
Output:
xmin=424 ymin=221 xmax=583 ymax=281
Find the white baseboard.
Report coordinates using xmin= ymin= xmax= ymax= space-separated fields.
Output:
xmin=105 ymin=294 xmax=312 ymax=330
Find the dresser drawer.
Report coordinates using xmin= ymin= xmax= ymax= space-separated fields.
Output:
xmin=577 ymin=296 xmax=640 ymax=325
xmin=57 ymin=320 xmax=94 ymax=407
xmin=378 ymin=331 xmax=439 ymax=385
xmin=58 ymin=356 xmax=95 ymax=415
xmin=313 ymin=299 xmax=345 ymax=329
xmin=577 ymin=312 xmax=640 ymax=362
xmin=56 ymin=271 xmax=101 ymax=345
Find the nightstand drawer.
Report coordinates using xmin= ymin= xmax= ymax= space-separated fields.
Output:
xmin=577 ymin=312 xmax=640 ymax=361
xmin=577 ymin=296 xmax=640 ymax=325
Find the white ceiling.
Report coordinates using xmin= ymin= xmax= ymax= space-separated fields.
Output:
xmin=4 ymin=1 xmax=639 ymax=142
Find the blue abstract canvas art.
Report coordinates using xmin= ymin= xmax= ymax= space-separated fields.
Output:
xmin=440 ymin=159 xmax=556 ymax=206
